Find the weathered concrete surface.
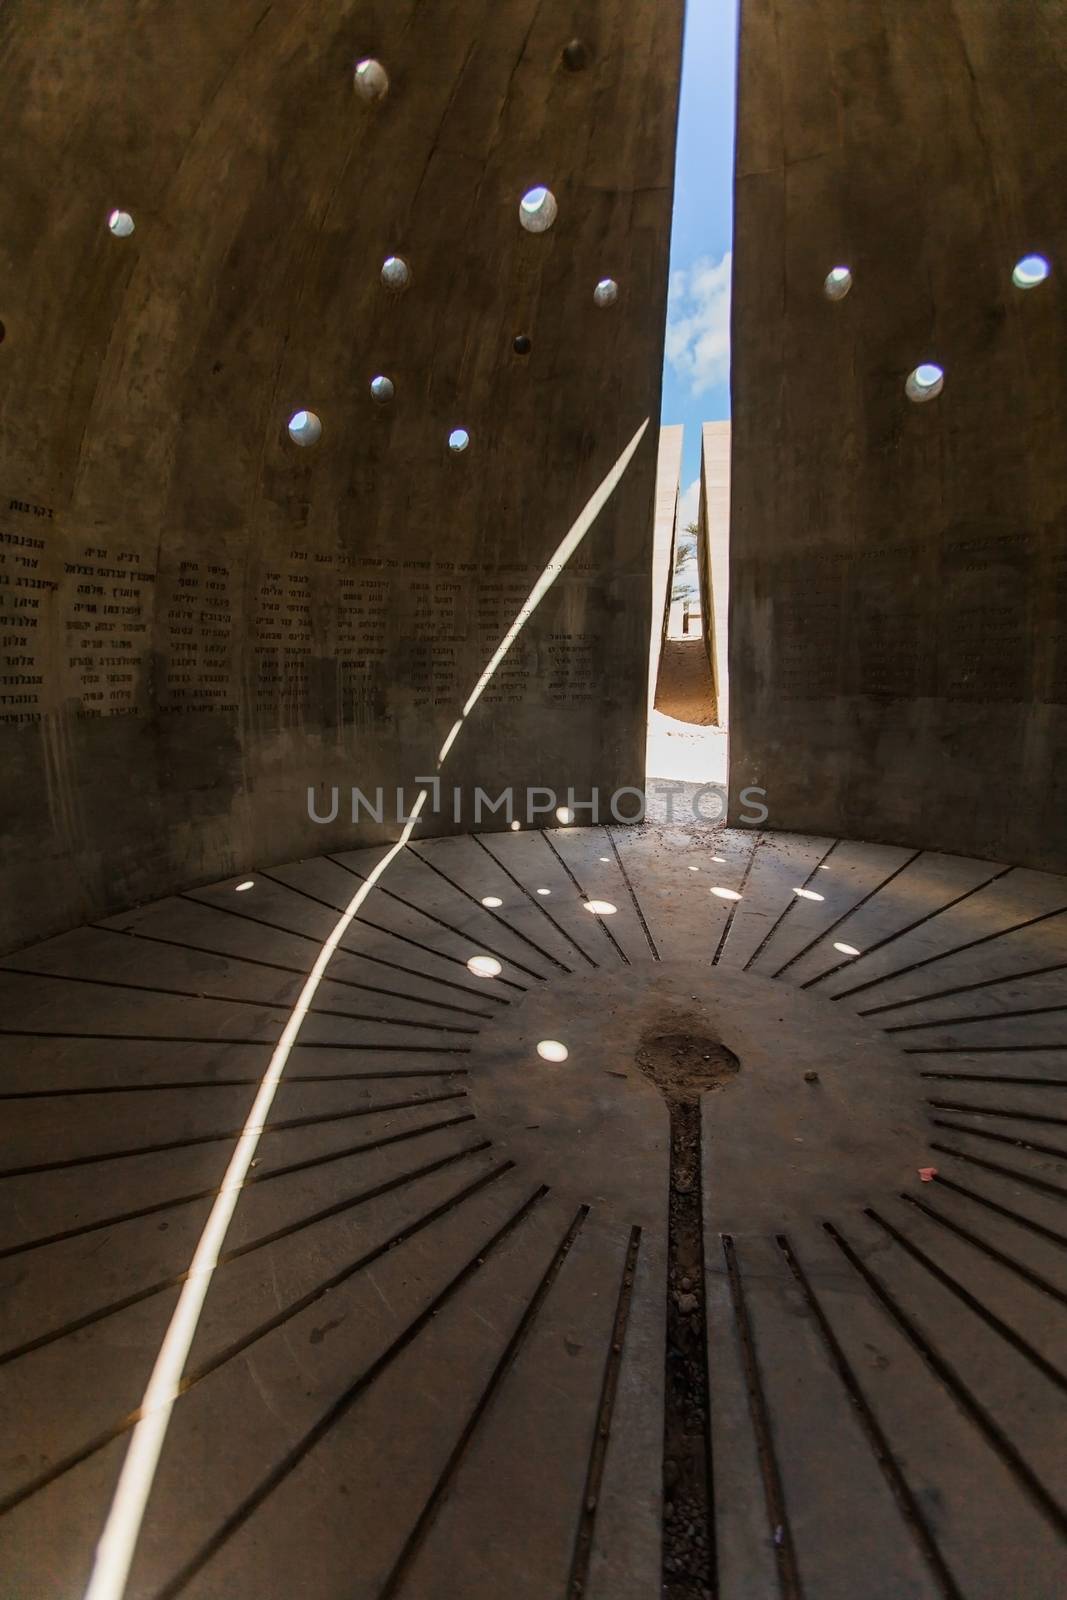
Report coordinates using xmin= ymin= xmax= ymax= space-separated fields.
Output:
xmin=697 ymin=420 xmax=729 ymax=726
xmin=648 ymin=424 xmax=683 ymax=716
xmin=4 ymin=824 xmax=1066 ymax=1596
xmin=0 ymin=0 xmax=684 ymax=951
xmin=729 ymin=0 xmax=1067 ymax=869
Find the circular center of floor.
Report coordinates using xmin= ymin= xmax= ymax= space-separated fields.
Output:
xmin=465 ymin=957 xmax=929 ymax=1232
xmin=633 ymin=1030 xmax=741 ymax=1102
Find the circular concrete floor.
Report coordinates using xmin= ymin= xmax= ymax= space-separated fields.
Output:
xmin=1 ymin=824 xmax=1065 ymax=1598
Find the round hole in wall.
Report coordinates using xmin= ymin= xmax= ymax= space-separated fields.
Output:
xmin=1012 ymin=253 xmax=1051 ymax=289
xmin=905 ymin=363 xmax=944 ymax=403
xmin=823 ymin=265 xmax=852 ymax=300
xmin=370 ymin=375 xmax=395 ymax=404
xmin=593 ymin=278 xmax=619 ymax=307
xmin=287 ymin=409 xmax=322 ymax=446
xmin=519 ymin=186 xmax=558 ymax=234
xmin=513 ymin=334 xmax=532 ymax=356
xmin=561 ymin=39 xmax=590 ymax=71
xmin=108 ymin=209 xmax=135 ymax=238
xmin=381 ymin=255 xmax=411 ymax=291
xmin=353 ymin=58 xmax=389 ymax=101
xmin=448 ymin=428 xmax=470 ymax=453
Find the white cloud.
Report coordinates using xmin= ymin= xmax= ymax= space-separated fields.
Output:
xmin=666 ymin=250 xmax=732 ymax=396
xmin=677 ymin=476 xmax=700 ymax=533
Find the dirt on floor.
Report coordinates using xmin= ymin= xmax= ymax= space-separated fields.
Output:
xmin=635 ymin=1032 xmax=740 ymax=1101
xmin=634 ymin=1027 xmax=740 ymax=1599
xmin=654 ymin=638 xmax=718 ymax=728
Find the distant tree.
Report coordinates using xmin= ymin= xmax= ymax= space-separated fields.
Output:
xmin=674 ymin=522 xmax=699 ymax=572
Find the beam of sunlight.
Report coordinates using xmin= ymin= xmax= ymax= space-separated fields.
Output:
xmin=83 ymin=793 xmax=428 ymax=1600
xmin=436 ymin=418 xmax=650 ymax=766
xmin=84 ymin=422 xmax=649 ymax=1600
xmin=437 ymin=717 xmax=464 ymax=765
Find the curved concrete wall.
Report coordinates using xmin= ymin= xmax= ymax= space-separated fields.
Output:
xmin=0 ymin=0 xmax=683 ymax=951
xmin=729 ymin=0 xmax=1067 ymax=869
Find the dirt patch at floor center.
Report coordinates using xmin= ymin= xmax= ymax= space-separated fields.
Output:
xmin=635 ymin=1030 xmax=740 ymax=1103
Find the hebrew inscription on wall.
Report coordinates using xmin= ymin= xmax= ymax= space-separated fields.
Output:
xmin=0 ymin=500 xmax=605 ymax=730
xmin=763 ymin=531 xmax=1051 ymax=707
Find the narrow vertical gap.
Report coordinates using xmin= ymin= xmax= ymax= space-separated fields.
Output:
xmin=775 ymin=1234 xmax=962 ymax=1599
xmin=637 ymin=1033 xmax=738 ymax=1599
xmin=568 ymin=1226 xmax=643 ymax=1597
xmin=406 ymin=842 xmax=573 ymax=973
xmin=771 ymin=849 xmax=924 ymax=980
xmin=803 ymin=863 xmax=1015 ymax=991
xmin=606 ymin=827 xmax=661 ymax=959
xmin=663 ymin=1096 xmax=715 ymax=1597
xmin=711 ymin=829 xmax=761 ymax=964
xmin=722 ymin=1234 xmax=804 ymax=1598
xmin=541 ymin=829 xmax=631 ymax=965
xmin=825 ymin=1220 xmax=1067 ymax=1538
xmin=742 ymin=840 xmax=839 ymax=972
xmin=379 ymin=1203 xmax=590 ymax=1599
xmin=472 ymin=833 xmax=600 ymax=968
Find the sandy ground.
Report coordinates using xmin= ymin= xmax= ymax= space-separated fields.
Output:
xmin=646 ymin=637 xmax=727 ymax=795
xmin=654 ymin=637 xmax=717 ymax=725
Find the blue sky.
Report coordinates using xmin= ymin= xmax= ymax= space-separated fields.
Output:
xmin=661 ymin=0 xmax=738 ymax=525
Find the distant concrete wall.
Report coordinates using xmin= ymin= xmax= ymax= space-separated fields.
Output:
xmin=730 ymin=0 xmax=1067 ymax=868
xmin=649 ymin=424 xmax=683 ymax=716
xmin=697 ymin=421 xmax=730 ymax=727
xmin=0 ymin=0 xmax=684 ymax=950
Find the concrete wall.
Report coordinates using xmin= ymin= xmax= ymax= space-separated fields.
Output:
xmin=697 ymin=421 xmax=730 ymax=727
xmin=0 ymin=0 xmax=683 ymax=951
xmin=649 ymin=424 xmax=683 ymax=715
xmin=729 ymin=0 xmax=1067 ymax=868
